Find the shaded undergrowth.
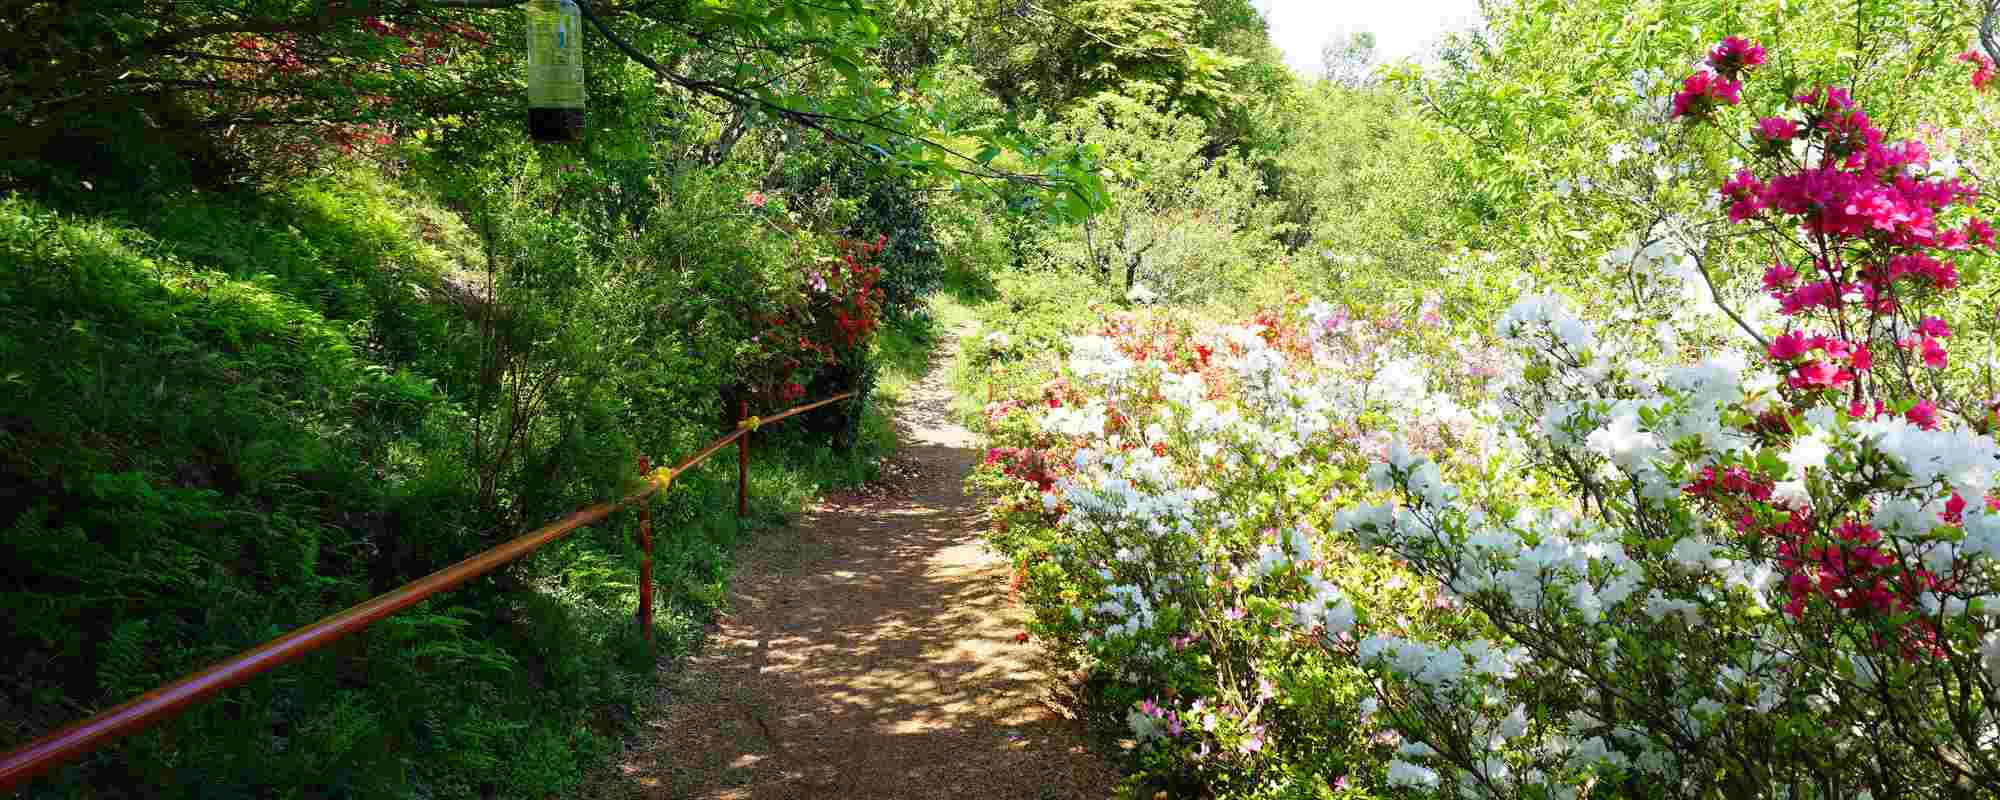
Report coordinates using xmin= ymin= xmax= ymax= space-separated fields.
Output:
xmin=0 ymin=169 xmax=934 ymax=799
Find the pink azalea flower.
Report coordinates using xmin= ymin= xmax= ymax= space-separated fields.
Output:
xmin=1788 ymin=360 xmax=1853 ymax=391
xmin=1671 ymin=70 xmax=1744 ymax=119
xmin=1966 ymin=217 xmax=1995 ymax=247
xmin=1322 ymin=308 xmax=1350 ymax=334
xmin=1907 ymin=399 xmax=1939 ymax=430
xmin=1708 ymin=36 xmax=1767 ymax=75
xmin=1961 ymin=49 xmax=1996 ymax=91
xmin=1940 ymin=228 xmax=1971 ymax=251
xmin=1778 ymin=281 xmax=1840 ymax=315
xmin=1755 ymin=116 xmax=1801 ymax=143
xmin=1917 ymin=316 xmax=1951 ymax=338
xmin=1763 ymin=261 xmax=1798 ymax=293
xmin=1768 ymin=330 xmax=1810 ymax=361
xmin=1944 ymin=493 xmax=1970 ymax=524
xmin=1922 ymin=336 xmax=1949 ymax=369
xmin=1721 ymin=169 xmax=1768 ymax=222
xmin=1239 ymin=725 xmax=1266 ymax=754
xmin=1419 ymin=291 xmax=1444 ymax=327
xmin=1795 ymin=86 xmax=1855 ymax=113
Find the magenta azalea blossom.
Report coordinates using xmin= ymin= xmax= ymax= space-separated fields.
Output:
xmin=1721 ymin=169 xmax=1768 ymax=222
xmin=1922 ymin=336 xmax=1949 ymax=369
xmin=1795 ymin=85 xmax=1855 ymax=113
xmin=1907 ymin=399 xmax=1940 ymax=429
xmin=1754 ymin=116 xmax=1801 ymax=143
xmin=1769 ymin=330 xmax=1810 ymax=361
xmin=1763 ymin=261 xmax=1798 ymax=293
xmin=1708 ymin=36 xmax=1767 ymax=75
xmin=1670 ymin=70 xmax=1743 ymax=119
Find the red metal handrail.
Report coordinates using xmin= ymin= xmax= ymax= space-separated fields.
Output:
xmin=0 ymin=390 xmax=857 ymax=793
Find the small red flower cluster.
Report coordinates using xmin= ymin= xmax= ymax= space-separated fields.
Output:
xmin=1686 ymin=465 xmax=1965 ymax=656
xmin=323 ymin=122 xmax=398 ymax=155
xmin=1090 ymin=311 xmax=1240 ymax=399
xmin=1960 ymin=49 xmax=1996 ymax=91
xmin=828 ymin=235 xmax=888 ymax=348
xmin=984 ymin=446 xmax=1056 ymax=491
xmin=982 ymin=399 xmax=1027 ymax=428
xmin=360 ymin=16 xmax=491 ymax=65
xmin=744 ymin=235 xmax=889 ymax=407
xmin=231 ymin=35 xmax=310 ymax=74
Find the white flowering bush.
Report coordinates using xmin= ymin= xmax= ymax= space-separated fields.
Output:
xmin=1323 ymin=38 xmax=2000 ymax=799
xmin=972 ymin=36 xmax=2000 ymax=800
xmin=970 ymin=297 xmax=1516 ymax=795
xmin=1344 ymin=292 xmax=2000 ymax=798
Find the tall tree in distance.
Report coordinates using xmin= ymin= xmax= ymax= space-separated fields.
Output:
xmin=1319 ymin=27 xmax=1376 ymax=87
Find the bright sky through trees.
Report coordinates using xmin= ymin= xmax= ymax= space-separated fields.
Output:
xmin=1253 ymin=0 xmax=1483 ymax=74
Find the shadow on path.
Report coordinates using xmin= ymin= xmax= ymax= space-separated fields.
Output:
xmin=584 ymin=330 xmax=1118 ymax=799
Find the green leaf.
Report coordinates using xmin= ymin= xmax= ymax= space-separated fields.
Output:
xmin=828 ymin=54 xmax=860 ymax=83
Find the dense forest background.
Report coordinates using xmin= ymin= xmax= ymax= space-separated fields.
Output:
xmin=3 ymin=0 xmax=1997 ymax=797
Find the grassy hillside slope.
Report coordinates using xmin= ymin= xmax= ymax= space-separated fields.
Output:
xmin=0 ymin=169 xmax=913 ymax=798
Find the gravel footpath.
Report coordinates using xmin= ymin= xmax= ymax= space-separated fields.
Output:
xmin=581 ymin=328 xmax=1119 ymax=800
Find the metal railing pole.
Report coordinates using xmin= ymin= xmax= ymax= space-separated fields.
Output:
xmin=636 ymin=455 xmax=654 ymax=644
xmin=737 ymin=399 xmax=751 ymax=518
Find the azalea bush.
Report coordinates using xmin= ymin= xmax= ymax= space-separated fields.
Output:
xmin=974 ymin=33 xmax=2000 ymax=800
xmin=968 ymin=295 xmax=1516 ymax=796
xmin=1332 ymin=38 xmax=2000 ymax=799
xmin=742 ymin=234 xmax=889 ymax=409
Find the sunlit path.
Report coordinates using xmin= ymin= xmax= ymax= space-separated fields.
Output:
xmin=584 ymin=329 xmax=1117 ymax=799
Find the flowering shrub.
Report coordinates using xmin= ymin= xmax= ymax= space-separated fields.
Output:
xmin=742 ymin=234 xmax=887 ymax=408
xmin=968 ymin=297 xmax=1512 ymax=795
xmin=976 ymin=36 xmax=2000 ymax=800
xmin=1347 ymin=39 xmax=2000 ymax=798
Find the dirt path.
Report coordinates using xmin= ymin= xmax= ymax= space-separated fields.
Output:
xmin=586 ymin=330 xmax=1119 ymax=799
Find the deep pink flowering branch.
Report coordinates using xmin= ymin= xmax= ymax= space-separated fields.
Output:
xmin=1669 ymin=36 xmax=2000 ymax=648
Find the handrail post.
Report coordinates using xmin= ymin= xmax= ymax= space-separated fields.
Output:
xmin=636 ymin=455 xmax=654 ymax=645
xmin=737 ymin=399 xmax=751 ymax=518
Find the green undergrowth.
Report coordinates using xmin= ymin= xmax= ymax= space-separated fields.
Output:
xmin=947 ymin=267 xmax=1111 ymax=426
xmin=0 ymin=168 xmax=928 ymax=799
